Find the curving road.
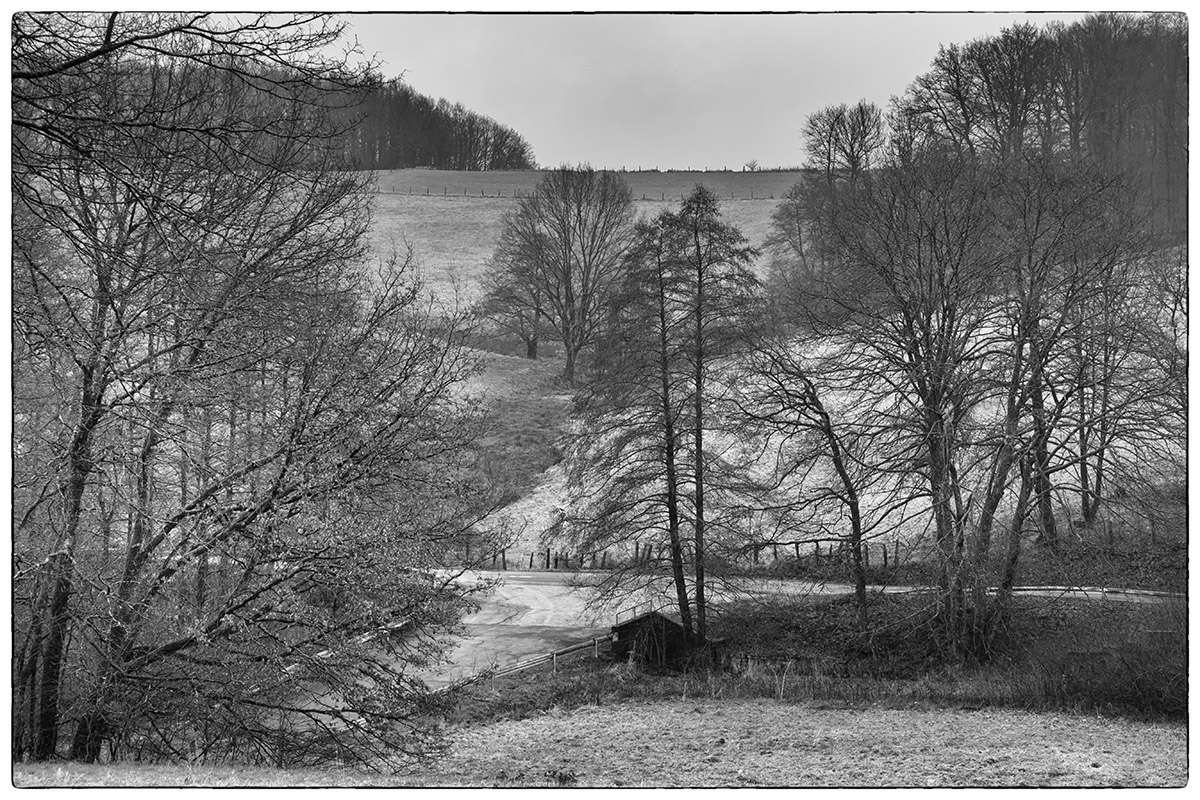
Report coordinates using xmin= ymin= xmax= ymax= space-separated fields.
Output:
xmin=420 ymin=571 xmax=606 ymax=687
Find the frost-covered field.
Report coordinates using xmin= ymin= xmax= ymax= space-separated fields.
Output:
xmin=17 ymin=700 xmax=1186 ymax=787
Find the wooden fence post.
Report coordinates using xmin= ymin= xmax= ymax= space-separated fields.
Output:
xmin=546 ymin=548 xmax=551 ymax=569
xmin=552 ymin=652 xmax=558 ymax=673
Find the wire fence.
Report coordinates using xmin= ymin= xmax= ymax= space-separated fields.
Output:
xmin=474 ymin=538 xmax=903 ymax=574
xmin=376 ymin=185 xmax=780 ymax=201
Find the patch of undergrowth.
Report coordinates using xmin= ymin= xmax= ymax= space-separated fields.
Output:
xmin=477 ymin=396 xmax=566 ymax=498
xmin=448 ymin=592 xmax=1186 ymax=726
xmin=1012 ymin=535 xmax=1186 ymax=594
xmin=471 ymin=357 xmax=570 ymax=501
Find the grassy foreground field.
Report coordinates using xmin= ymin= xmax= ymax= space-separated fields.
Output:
xmin=15 ymin=701 xmax=1185 ymax=788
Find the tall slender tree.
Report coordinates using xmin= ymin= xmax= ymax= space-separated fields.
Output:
xmin=567 ymin=187 xmax=759 ymax=645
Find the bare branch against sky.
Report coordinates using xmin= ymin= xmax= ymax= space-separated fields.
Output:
xmin=342 ymin=10 xmax=1094 ymax=170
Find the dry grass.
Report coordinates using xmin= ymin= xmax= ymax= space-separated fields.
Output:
xmin=366 ymin=194 xmax=510 ymax=304
xmin=707 ymin=592 xmax=1188 ymax=718
xmin=429 ymin=700 xmax=1186 ymax=787
xmin=441 ymin=591 xmax=1186 ymax=726
xmin=464 ymin=352 xmax=571 ymax=547
xmin=481 ymin=463 xmax=568 ymax=556
xmin=18 ymin=700 xmax=1185 ymax=787
xmin=12 ymin=762 xmax=392 ymax=788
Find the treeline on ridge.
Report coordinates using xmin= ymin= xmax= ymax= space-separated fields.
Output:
xmin=338 ymin=78 xmax=537 ymax=171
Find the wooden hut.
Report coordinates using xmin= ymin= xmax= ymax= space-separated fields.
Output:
xmin=610 ymin=610 xmax=691 ymax=665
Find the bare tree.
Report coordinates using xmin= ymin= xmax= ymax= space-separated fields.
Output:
xmin=802 ymin=101 xmax=885 ymax=186
xmin=485 ymin=166 xmax=636 ymax=386
xmin=567 ymin=218 xmax=697 ymax=635
xmin=479 ymin=261 xmax=544 ymax=359
xmin=673 ymin=187 xmax=761 ymax=643
xmin=790 ymin=88 xmax=1151 ymax=656
xmin=565 ymin=187 xmax=760 ymax=646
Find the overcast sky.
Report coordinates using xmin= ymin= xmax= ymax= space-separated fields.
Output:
xmin=343 ymin=11 xmax=1093 ymax=170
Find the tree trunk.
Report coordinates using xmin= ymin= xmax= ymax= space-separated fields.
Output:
xmin=808 ymin=380 xmax=867 ymax=626
xmin=563 ymin=343 xmax=577 ymax=387
xmin=996 ymin=457 xmax=1034 ymax=604
xmin=927 ymin=411 xmax=965 ymax=657
xmin=68 ymin=710 xmax=110 ymax=763
xmin=1030 ymin=372 xmax=1057 ymax=549
xmin=657 ymin=267 xmax=694 ymax=638
xmin=29 ymin=376 xmax=105 ymax=760
xmin=692 ymin=259 xmax=707 ymax=645
xmin=1077 ymin=335 xmax=1093 ymax=524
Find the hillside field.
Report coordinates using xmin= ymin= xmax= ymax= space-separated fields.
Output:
xmin=372 ymin=167 xmax=805 ymax=200
xmin=367 ymin=169 xmax=798 ymax=303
